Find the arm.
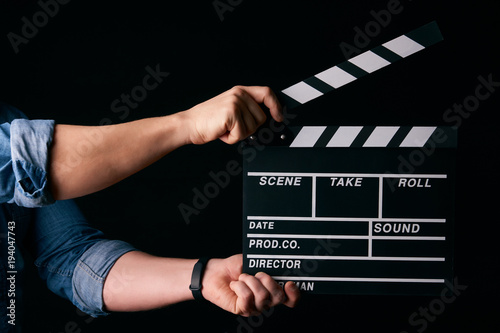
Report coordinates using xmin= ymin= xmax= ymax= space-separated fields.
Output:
xmin=103 ymin=253 xmax=300 ymax=317
xmin=50 ymin=86 xmax=283 ymax=200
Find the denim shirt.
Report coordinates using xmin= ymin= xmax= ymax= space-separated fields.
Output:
xmin=1 ymin=103 xmax=136 ymax=331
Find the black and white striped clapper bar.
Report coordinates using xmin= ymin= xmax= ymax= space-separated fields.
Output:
xmin=279 ymin=21 xmax=443 ymax=109
xmin=243 ymin=125 xmax=456 ymax=295
xmin=288 ymin=126 xmax=452 ymax=148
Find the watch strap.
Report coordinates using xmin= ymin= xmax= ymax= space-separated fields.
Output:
xmin=189 ymin=257 xmax=210 ymax=301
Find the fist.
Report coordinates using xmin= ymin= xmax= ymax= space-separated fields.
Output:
xmin=183 ymin=86 xmax=283 ymax=145
xmin=201 ymin=254 xmax=301 ymax=317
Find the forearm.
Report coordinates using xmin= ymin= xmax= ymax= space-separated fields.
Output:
xmin=48 ymin=86 xmax=283 ymax=201
xmin=49 ymin=113 xmax=190 ymax=200
xmin=102 ymin=253 xmax=300 ymax=316
xmin=103 ymin=251 xmax=196 ymax=312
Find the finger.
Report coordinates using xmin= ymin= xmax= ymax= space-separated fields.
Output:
xmin=229 ymin=280 xmax=259 ymax=317
xmin=282 ymin=281 xmax=301 ymax=308
xmin=255 ymin=272 xmax=286 ymax=307
xmin=241 ymin=95 xmax=267 ymax=128
xmin=230 ymin=87 xmax=267 ymax=128
xmin=233 ymin=100 xmax=260 ymax=137
xmin=236 ymin=86 xmax=283 ymax=123
xmin=220 ymin=109 xmax=249 ymax=144
xmin=237 ymin=273 xmax=272 ymax=313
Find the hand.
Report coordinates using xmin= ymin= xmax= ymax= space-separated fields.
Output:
xmin=201 ymin=254 xmax=300 ymax=317
xmin=181 ymin=86 xmax=283 ymax=145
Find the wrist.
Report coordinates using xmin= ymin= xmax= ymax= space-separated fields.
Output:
xmin=171 ymin=110 xmax=198 ymax=145
xmin=199 ymin=258 xmax=222 ymax=302
xmin=159 ymin=112 xmax=194 ymax=147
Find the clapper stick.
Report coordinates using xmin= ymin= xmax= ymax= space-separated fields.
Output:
xmin=278 ymin=21 xmax=443 ymax=110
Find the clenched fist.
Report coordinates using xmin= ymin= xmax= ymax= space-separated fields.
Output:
xmin=181 ymin=86 xmax=284 ymax=145
xmin=201 ymin=254 xmax=300 ymax=317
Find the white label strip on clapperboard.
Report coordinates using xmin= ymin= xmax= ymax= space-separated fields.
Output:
xmin=279 ymin=21 xmax=443 ymax=109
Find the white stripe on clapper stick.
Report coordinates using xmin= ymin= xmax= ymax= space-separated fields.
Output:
xmin=382 ymin=35 xmax=425 ymax=58
xmin=315 ymin=66 xmax=357 ymax=89
xmin=326 ymin=126 xmax=363 ymax=147
xmin=281 ymin=82 xmax=323 ymax=104
xmin=363 ymin=126 xmax=400 ymax=147
xmin=348 ymin=51 xmax=391 ymax=73
xmin=400 ymin=126 xmax=437 ymax=147
xmin=289 ymin=126 xmax=327 ymax=147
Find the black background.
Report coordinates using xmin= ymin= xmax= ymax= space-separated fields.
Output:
xmin=0 ymin=0 xmax=499 ymax=332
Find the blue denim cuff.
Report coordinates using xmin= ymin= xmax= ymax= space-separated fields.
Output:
xmin=72 ymin=240 xmax=136 ymax=317
xmin=10 ymin=118 xmax=55 ymax=207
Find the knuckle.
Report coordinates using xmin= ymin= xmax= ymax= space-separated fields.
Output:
xmin=230 ymin=85 xmax=246 ymax=97
xmin=227 ymin=95 xmax=242 ymax=109
xmin=256 ymin=272 xmax=272 ymax=283
xmin=261 ymin=85 xmax=272 ymax=95
xmin=256 ymin=289 xmax=270 ymax=301
xmin=238 ymin=273 xmax=251 ymax=282
xmin=272 ymin=289 xmax=285 ymax=303
xmin=225 ymin=94 xmax=239 ymax=105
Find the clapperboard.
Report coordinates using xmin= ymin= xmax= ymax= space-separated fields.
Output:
xmin=242 ymin=22 xmax=457 ymax=295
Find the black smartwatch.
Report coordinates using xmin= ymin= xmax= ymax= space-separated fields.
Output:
xmin=189 ymin=257 xmax=210 ymax=301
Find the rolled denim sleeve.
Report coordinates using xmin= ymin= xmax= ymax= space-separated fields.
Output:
xmin=30 ymin=200 xmax=136 ymax=317
xmin=10 ymin=118 xmax=55 ymax=207
xmin=72 ymin=240 xmax=136 ymax=317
